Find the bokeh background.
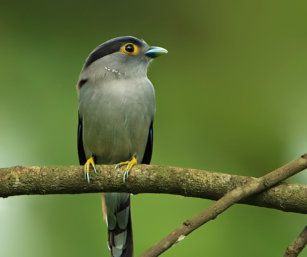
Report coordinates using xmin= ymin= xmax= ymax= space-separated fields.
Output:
xmin=0 ymin=0 xmax=306 ymax=256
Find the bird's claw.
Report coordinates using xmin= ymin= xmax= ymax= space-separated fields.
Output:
xmin=84 ymin=171 xmax=90 ymax=183
xmin=115 ymin=157 xmax=137 ymax=182
xmin=123 ymin=170 xmax=130 ymax=182
xmin=84 ymin=156 xmax=96 ymax=183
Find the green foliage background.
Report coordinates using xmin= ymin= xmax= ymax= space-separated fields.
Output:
xmin=0 ymin=0 xmax=306 ymax=256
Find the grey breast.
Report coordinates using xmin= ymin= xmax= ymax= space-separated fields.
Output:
xmin=78 ymin=77 xmax=155 ymax=164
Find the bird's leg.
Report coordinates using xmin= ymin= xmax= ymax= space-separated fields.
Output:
xmin=83 ymin=155 xmax=97 ymax=183
xmin=115 ymin=156 xmax=137 ymax=182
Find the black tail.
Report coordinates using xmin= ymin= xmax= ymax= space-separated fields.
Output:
xmin=105 ymin=193 xmax=133 ymax=257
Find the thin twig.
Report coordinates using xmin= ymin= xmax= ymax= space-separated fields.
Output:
xmin=139 ymin=154 xmax=307 ymax=257
xmin=284 ymin=226 xmax=307 ymax=257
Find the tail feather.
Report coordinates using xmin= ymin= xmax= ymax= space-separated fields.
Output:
xmin=104 ymin=193 xmax=133 ymax=257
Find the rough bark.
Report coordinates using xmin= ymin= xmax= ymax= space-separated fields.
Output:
xmin=0 ymin=158 xmax=306 ymax=214
xmin=284 ymin=226 xmax=307 ymax=257
xmin=140 ymin=154 xmax=307 ymax=257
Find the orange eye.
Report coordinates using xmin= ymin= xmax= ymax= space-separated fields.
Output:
xmin=121 ymin=43 xmax=139 ymax=55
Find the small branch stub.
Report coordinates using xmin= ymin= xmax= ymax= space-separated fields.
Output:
xmin=284 ymin=226 xmax=307 ymax=257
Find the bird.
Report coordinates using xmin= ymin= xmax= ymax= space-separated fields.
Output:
xmin=76 ymin=36 xmax=167 ymax=257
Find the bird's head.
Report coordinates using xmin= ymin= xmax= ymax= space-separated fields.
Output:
xmin=78 ymin=36 xmax=167 ymax=87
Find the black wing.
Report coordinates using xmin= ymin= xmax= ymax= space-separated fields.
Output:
xmin=77 ymin=114 xmax=87 ymax=165
xmin=141 ymin=121 xmax=153 ymax=164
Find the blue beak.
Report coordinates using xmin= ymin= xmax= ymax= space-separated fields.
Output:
xmin=145 ymin=46 xmax=168 ymax=58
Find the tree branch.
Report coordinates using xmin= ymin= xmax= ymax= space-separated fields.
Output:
xmin=284 ymin=226 xmax=307 ymax=257
xmin=140 ymin=154 xmax=307 ymax=257
xmin=0 ymin=156 xmax=306 ymax=215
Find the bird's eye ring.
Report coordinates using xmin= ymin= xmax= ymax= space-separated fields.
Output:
xmin=121 ymin=43 xmax=139 ymax=55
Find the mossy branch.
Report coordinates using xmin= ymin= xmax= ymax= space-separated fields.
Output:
xmin=140 ymin=154 xmax=307 ymax=257
xmin=0 ymin=157 xmax=306 ymax=214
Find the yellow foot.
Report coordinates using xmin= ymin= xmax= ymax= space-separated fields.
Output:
xmin=84 ymin=156 xmax=97 ymax=183
xmin=115 ymin=157 xmax=137 ymax=182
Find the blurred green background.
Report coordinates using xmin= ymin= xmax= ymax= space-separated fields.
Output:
xmin=0 ymin=0 xmax=306 ymax=256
